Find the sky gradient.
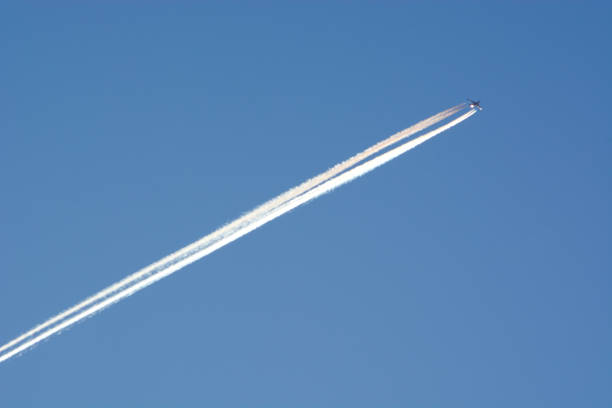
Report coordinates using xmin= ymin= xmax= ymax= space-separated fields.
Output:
xmin=1 ymin=2 xmax=611 ymax=407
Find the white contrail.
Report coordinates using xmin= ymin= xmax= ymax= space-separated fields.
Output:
xmin=0 ymin=104 xmax=464 ymax=356
xmin=0 ymin=108 xmax=476 ymax=364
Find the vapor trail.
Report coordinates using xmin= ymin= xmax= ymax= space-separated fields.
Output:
xmin=0 ymin=104 xmax=464 ymax=356
xmin=0 ymin=108 xmax=475 ymax=364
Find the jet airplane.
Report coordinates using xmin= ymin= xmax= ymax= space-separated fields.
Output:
xmin=467 ymin=99 xmax=482 ymax=110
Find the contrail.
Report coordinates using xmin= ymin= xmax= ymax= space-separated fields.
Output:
xmin=0 ymin=104 xmax=464 ymax=357
xmin=0 ymin=107 xmax=476 ymax=364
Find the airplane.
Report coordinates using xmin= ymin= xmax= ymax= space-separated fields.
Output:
xmin=467 ymin=99 xmax=482 ymax=110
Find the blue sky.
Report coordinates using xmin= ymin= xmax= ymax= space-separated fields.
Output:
xmin=1 ymin=2 xmax=611 ymax=406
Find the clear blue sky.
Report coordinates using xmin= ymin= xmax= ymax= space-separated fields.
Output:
xmin=1 ymin=2 xmax=610 ymax=406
